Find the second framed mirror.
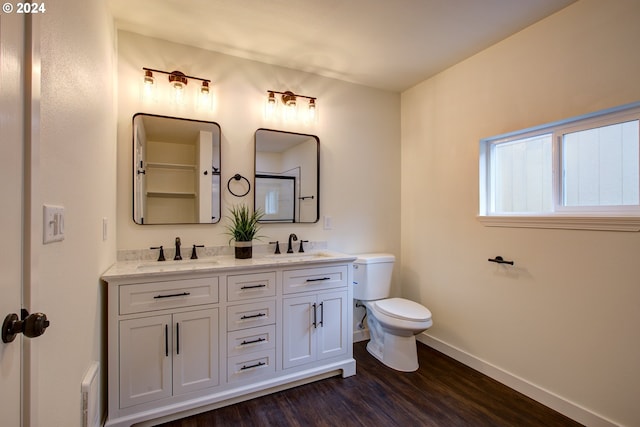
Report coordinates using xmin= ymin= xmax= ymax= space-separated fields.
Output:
xmin=254 ymin=129 xmax=319 ymax=223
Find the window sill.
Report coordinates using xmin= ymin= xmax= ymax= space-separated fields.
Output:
xmin=477 ymin=215 xmax=640 ymax=232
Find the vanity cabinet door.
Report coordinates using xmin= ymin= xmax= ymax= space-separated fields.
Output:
xmin=282 ymin=290 xmax=348 ymax=369
xmin=316 ymin=290 xmax=348 ymax=361
xmin=173 ymin=308 xmax=219 ymax=396
xmin=119 ymin=315 xmax=172 ymax=408
xmin=282 ymin=295 xmax=317 ymax=369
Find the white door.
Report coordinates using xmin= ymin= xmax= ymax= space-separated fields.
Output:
xmin=197 ymin=130 xmax=212 ymax=222
xmin=173 ymin=308 xmax=219 ymax=395
xmin=0 ymin=13 xmax=25 ymax=427
xmin=316 ymin=291 xmax=348 ymax=361
xmin=282 ymin=295 xmax=317 ymax=369
xmin=119 ymin=315 xmax=172 ymax=408
xmin=133 ymin=121 xmax=146 ymax=223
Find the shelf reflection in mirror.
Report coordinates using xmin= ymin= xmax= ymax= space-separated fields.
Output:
xmin=254 ymin=128 xmax=319 ymax=223
xmin=133 ymin=113 xmax=221 ymax=224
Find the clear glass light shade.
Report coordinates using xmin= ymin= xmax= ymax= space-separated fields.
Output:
xmin=197 ymin=81 xmax=214 ymax=111
xmin=264 ymin=92 xmax=277 ymax=120
xmin=141 ymin=70 xmax=156 ymax=102
xmin=305 ymin=99 xmax=317 ymax=124
xmin=283 ymin=98 xmax=297 ymax=122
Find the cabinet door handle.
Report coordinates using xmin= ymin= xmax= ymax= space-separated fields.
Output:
xmin=240 ymin=361 xmax=266 ymax=370
xmin=164 ymin=324 xmax=169 ymax=357
xmin=240 ymin=284 xmax=266 ymax=290
xmin=319 ymin=302 xmax=324 ymax=327
xmin=305 ymin=277 xmax=331 ymax=282
xmin=154 ymin=292 xmax=190 ymax=299
xmin=241 ymin=337 xmax=266 ymax=346
xmin=312 ymin=303 xmax=317 ymax=328
xmin=240 ymin=312 xmax=266 ymax=320
xmin=176 ymin=323 xmax=180 ymax=355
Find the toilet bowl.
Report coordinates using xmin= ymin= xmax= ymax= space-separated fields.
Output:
xmin=354 ymin=254 xmax=432 ymax=372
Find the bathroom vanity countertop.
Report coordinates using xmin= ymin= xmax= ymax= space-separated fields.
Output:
xmin=102 ymin=251 xmax=357 ymax=281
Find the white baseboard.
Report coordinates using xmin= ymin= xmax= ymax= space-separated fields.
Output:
xmin=417 ymin=333 xmax=620 ymax=427
xmin=353 ymin=328 xmax=370 ymax=343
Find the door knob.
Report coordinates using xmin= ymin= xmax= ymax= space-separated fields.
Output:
xmin=2 ymin=310 xmax=50 ymax=343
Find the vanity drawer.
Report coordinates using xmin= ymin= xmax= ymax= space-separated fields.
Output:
xmin=227 ymin=324 xmax=276 ymax=357
xmin=119 ymin=277 xmax=219 ymax=315
xmin=227 ymin=300 xmax=276 ymax=331
xmin=227 ymin=271 xmax=276 ymax=301
xmin=227 ymin=349 xmax=276 ymax=383
xmin=283 ymin=265 xmax=348 ymax=294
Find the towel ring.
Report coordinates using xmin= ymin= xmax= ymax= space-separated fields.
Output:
xmin=227 ymin=173 xmax=251 ymax=197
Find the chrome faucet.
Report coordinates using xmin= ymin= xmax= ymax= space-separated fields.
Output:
xmin=174 ymin=237 xmax=182 ymax=260
xmin=287 ymin=233 xmax=298 ymax=253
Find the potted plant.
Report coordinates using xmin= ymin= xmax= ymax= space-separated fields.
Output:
xmin=225 ymin=204 xmax=264 ymax=259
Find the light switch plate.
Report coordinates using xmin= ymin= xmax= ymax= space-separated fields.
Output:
xmin=323 ymin=216 xmax=332 ymax=230
xmin=43 ymin=204 xmax=65 ymax=244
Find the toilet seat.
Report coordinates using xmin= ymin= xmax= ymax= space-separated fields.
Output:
xmin=373 ymin=298 xmax=431 ymax=322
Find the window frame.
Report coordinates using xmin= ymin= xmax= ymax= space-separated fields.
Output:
xmin=478 ymin=101 xmax=640 ymax=231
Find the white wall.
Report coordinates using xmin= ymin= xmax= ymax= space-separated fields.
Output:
xmin=33 ymin=0 xmax=116 ymax=426
xmin=401 ymin=1 xmax=640 ymax=426
xmin=116 ymin=31 xmax=401 ymax=262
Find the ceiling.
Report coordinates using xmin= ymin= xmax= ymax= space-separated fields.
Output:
xmin=107 ymin=0 xmax=575 ymax=92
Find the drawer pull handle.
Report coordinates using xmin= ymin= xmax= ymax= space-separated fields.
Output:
xmin=240 ymin=284 xmax=266 ymax=290
xmin=241 ymin=337 xmax=266 ymax=345
xmin=240 ymin=313 xmax=266 ymax=320
xmin=154 ymin=292 xmax=191 ymax=299
xmin=240 ymin=361 xmax=266 ymax=370
xmin=306 ymin=277 xmax=331 ymax=282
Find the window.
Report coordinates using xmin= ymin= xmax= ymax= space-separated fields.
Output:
xmin=479 ymin=102 xmax=640 ymax=231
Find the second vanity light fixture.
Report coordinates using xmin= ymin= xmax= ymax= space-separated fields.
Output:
xmin=265 ymin=90 xmax=317 ymax=124
xmin=142 ymin=67 xmax=213 ymax=110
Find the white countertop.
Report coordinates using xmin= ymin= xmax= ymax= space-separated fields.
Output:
xmin=102 ymin=251 xmax=357 ymax=282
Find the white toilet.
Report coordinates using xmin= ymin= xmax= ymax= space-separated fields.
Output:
xmin=353 ymin=253 xmax=432 ymax=372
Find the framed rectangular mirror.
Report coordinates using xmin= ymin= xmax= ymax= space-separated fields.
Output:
xmin=133 ymin=113 xmax=221 ymax=224
xmin=254 ymin=128 xmax=319 ymax=223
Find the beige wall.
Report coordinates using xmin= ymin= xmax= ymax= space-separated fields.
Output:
xmin=116 ymin=32 xmax=401 ymax=263
xmin=33 ymin=1 xmax=117 ymax=426
xmin=401 ymin=1 xmax=640 ymax=426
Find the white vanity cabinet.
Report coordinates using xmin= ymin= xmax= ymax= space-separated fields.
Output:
xmin=102 ymin=254 xmax=356 ymax=427
xmin=282 ymin=265 xmax=349 ymax=369
xmin=110 ymin=276 xmax=220 ymax=414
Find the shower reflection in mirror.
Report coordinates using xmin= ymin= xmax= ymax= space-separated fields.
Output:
xmin=254 ymin=129 xmax=319 ymax=223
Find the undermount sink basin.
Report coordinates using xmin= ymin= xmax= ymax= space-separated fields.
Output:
xmin=136 ymin=259 xmax=219 ymax=270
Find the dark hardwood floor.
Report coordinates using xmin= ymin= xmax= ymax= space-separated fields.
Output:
xmin=156 ymin=341 xmax=583 ymax=427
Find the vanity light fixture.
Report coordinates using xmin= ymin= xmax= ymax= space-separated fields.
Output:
xmin=265 ymin=90 xmax=317 ymax=124
xmin=141 ymin=67 xmax=213 ymax=110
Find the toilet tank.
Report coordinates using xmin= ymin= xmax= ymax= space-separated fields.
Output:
xmin=353 ymin=253 xmax=395 ymax=301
